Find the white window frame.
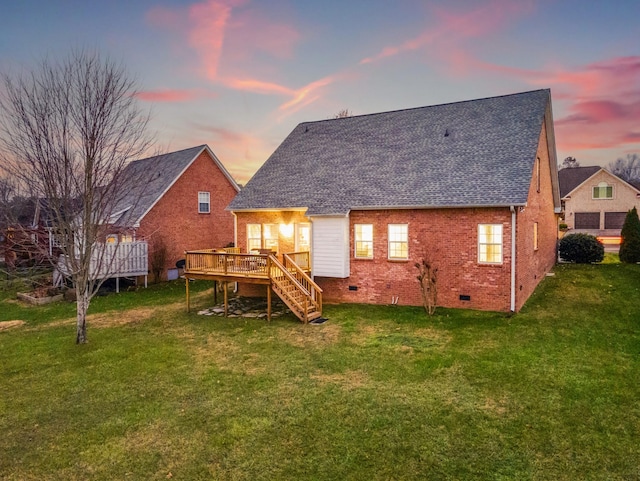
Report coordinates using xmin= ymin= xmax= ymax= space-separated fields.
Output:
xmin=247 ymin=224 xmax=262 ymax=252
xmin=354 ymin=224 xmax=373 ymax=259
xmin=388 ymin=224 xmax=408 ymax=260
xmin=262 ymin=224 xmax=279 ymax=252
xmin=592 ymin=182 xmax=613 ymax=199
xmin=295 ymin=223 xmax=311 ymax=252
xmin=478 ymin=224 xmax=503 ymax=264
xmin=198 ymin=191 xmax=211 ymax=213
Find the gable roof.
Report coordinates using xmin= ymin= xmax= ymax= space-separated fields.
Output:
xmin=229 ymin=89 xmax=558 ymax=216
xmin=558 ymin=166 xmax=601 ymax=197
xmin=112 ymin=145 xmax=239 ymax=227
xmin=559 ymin=166 xmax=640 ymax=199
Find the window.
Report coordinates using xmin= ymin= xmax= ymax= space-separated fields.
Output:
xmin=106 ymin=234 xmax=118 ymax=244
xmin=388 ymin=224 xmax=408 ymax=260
xmin=534 ymin=222 xmax=539 ymax=251
xmin=247 ymin=224 xmax=261 ymax=252
xmin=593 ymin=182 xmax=613 ymax=199
xmin=478 ymin=224 xmax=503 ymax=264
xmin=198 ymin=191 xmax=211 ymax=213
xmin=354 ymin=224 xmax=373 ymax=259
xmin=263 ymin=224 xmax=279 ymax=252
xmin=295 ymin=223 xmax=311 ymax=252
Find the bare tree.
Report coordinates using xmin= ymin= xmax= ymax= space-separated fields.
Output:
xmin=608 ymin=154 xmax=640 ymax=183
xmin=415 ymin=258 xmax=438 ymax=315
xmin=334 ymin=108 xmax=352 ymax=118
xmin=0 ymin=50 xmax=155 ymax=343
xmin=561 ymin=156 xmax=580 ymax=169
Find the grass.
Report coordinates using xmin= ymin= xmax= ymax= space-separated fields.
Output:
xmin=1 ymin=263 xmax=639 ymax=480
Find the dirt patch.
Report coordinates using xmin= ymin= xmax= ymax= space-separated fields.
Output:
xmin=275 ymin=322 xmax=341 ymax=348
xmin=310 ymin=369 xmax=370 ymax=390
xmin=190 ymin=333 xmax=242 ymax=371
xmin=45 ymin=307 xmax=157 ymax=329
xmin=0 ymin=320 xmax=25 ymax=331
xmin=351 ymin=323 xmax=451 ymax=350
xmin=479 ymin=396 xmax=509 ymax=416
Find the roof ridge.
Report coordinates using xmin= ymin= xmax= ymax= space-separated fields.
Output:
xmin=299 ymin=89 xmax=550 ymax=127
xmin=130 ymin=144 xmax=206 ymax=165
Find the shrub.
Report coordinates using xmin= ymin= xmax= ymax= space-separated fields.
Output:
xmin=559 ymin=233 xmax=604 ymax=264
xmin=619 ymin=207 xmax=640 ymax=263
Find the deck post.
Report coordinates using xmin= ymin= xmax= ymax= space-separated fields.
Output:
xmin=116 ymin=277 xmax=120 ymax=294
xmin=214 ymin=280 xmax=218 ymax=304
xmin=224 ymin=281 xmax=228 ymax=317
xmin=186 ymin=276 xmax=190 ymax=312
xmin=267 ymin=284 xmax=272 ymax=322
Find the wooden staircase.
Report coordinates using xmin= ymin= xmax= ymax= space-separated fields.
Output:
xmin=268 ymin=254 xmax=323 ymax=323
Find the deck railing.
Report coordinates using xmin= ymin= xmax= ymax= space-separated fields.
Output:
xmin=58 ymin=240 xmax=148 ymax=279
xmin=184 ymin=250 xmax=271 ymax=277
xmin=284 ymin=251 xmax=310 ymax=271
xmin=282 ymin=253 xmax=322 ymax=314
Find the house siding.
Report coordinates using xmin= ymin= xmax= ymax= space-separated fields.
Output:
xmin=311 ymin=217 xmax=350 ymax=278
xmin=137 ymin=150 xmax=238 ymax=277
xmin=515 ymin=121 xmax=559 ymax=311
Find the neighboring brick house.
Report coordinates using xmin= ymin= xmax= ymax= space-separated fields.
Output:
xmin=111 ymin=144 xmax=240 ymax=279
xmin=558 ymin=166 xmax=640 ymax=248
xmin=228 ymin=89 xmax=561 ymax=312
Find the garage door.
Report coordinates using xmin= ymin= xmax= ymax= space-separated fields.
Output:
xmin=575 ymin=212 xmax=600 ymax=229
xmin=604 ymin=212 xmax=627 ymax=229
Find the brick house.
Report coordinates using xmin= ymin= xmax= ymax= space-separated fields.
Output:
xmin=111 ymin=144 xmax=239 ymax=279
xmin=558 ymin=166 xmax=640 ymax=248
xmin=227 ymin=90 xmax=561 ymax=312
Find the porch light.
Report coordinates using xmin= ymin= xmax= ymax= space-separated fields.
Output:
xmin=279 ymin=223 xmax=294 ymax=238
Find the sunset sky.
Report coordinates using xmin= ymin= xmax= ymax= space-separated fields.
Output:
xmin=1 ymin=0 xmax=639 ymax=183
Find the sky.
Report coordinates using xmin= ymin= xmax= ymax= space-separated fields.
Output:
xmin=1 ymin=0 xmax=639 ymax=183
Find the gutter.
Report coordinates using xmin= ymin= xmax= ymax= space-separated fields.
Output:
xmin=510 ymin=205 xmax=517 ymax=312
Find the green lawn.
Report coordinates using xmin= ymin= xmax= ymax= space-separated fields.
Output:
xmin=1 ymin=263 xmax=639 ymax=480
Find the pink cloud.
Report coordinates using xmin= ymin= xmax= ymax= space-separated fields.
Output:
xmin=135 ymin=88 xmax=217 ymax=103
xmin=186 ymin=0 xmax=243 ymax=80
xmin=219 ymin=77 xmax=294 ymax=96
xmin=360 ymin=0 xmax=535 ymax=65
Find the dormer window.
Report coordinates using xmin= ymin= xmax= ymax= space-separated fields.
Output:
xmin=593 ymin=182 xmax=613 ymax=199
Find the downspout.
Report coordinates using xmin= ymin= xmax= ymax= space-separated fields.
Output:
xmin=510 ymin=206 xmax=516 ymax=312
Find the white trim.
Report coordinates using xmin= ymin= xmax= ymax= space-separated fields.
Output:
xmin=477 ymin=223 xmax=503 ymax=265
xmin=198 ymin=191 xmax=211 ymax=213
xmin=510 ymin=207 xmax=516 ymax=312
xmin=387 ymin=223 xmax=409 ymax=260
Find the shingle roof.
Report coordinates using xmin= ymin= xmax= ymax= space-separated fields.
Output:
xmin=558 ymin=166 xmax=601 ymax=197
xmin=112 ymin=145 xmax=238 ymax=227
xmin=228 ymin=89 xmax=554 ymax=216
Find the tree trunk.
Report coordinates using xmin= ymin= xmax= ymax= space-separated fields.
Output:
xmin=76 ymin=287 xmax=89 ymax=344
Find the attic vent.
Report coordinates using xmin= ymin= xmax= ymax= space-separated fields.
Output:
xmin=444 ymin=129 xmax=450 ymax=137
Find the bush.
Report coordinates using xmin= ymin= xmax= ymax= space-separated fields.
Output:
xmin=619 ymin=207 xmax=640 ymax=263
xmin=559 ymin=233 xmax=604 ymax=264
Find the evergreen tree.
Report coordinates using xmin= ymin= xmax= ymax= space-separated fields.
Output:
xmin=619 ymin=207 xmax=640 ymax=263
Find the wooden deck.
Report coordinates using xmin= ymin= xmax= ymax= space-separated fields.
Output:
xmin=183 ymin=250 xmax=321 ymax=322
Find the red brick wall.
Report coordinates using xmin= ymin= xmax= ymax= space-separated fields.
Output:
xmin=317 ymin=208 xmax=513 ymax=311
xmin=234 ymin=208 xmax=515 ymax=311
xmin=137 ymin=150 xmax=238 ymax=278
xmin=514 ymin=120 xmax=559 ymax=310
